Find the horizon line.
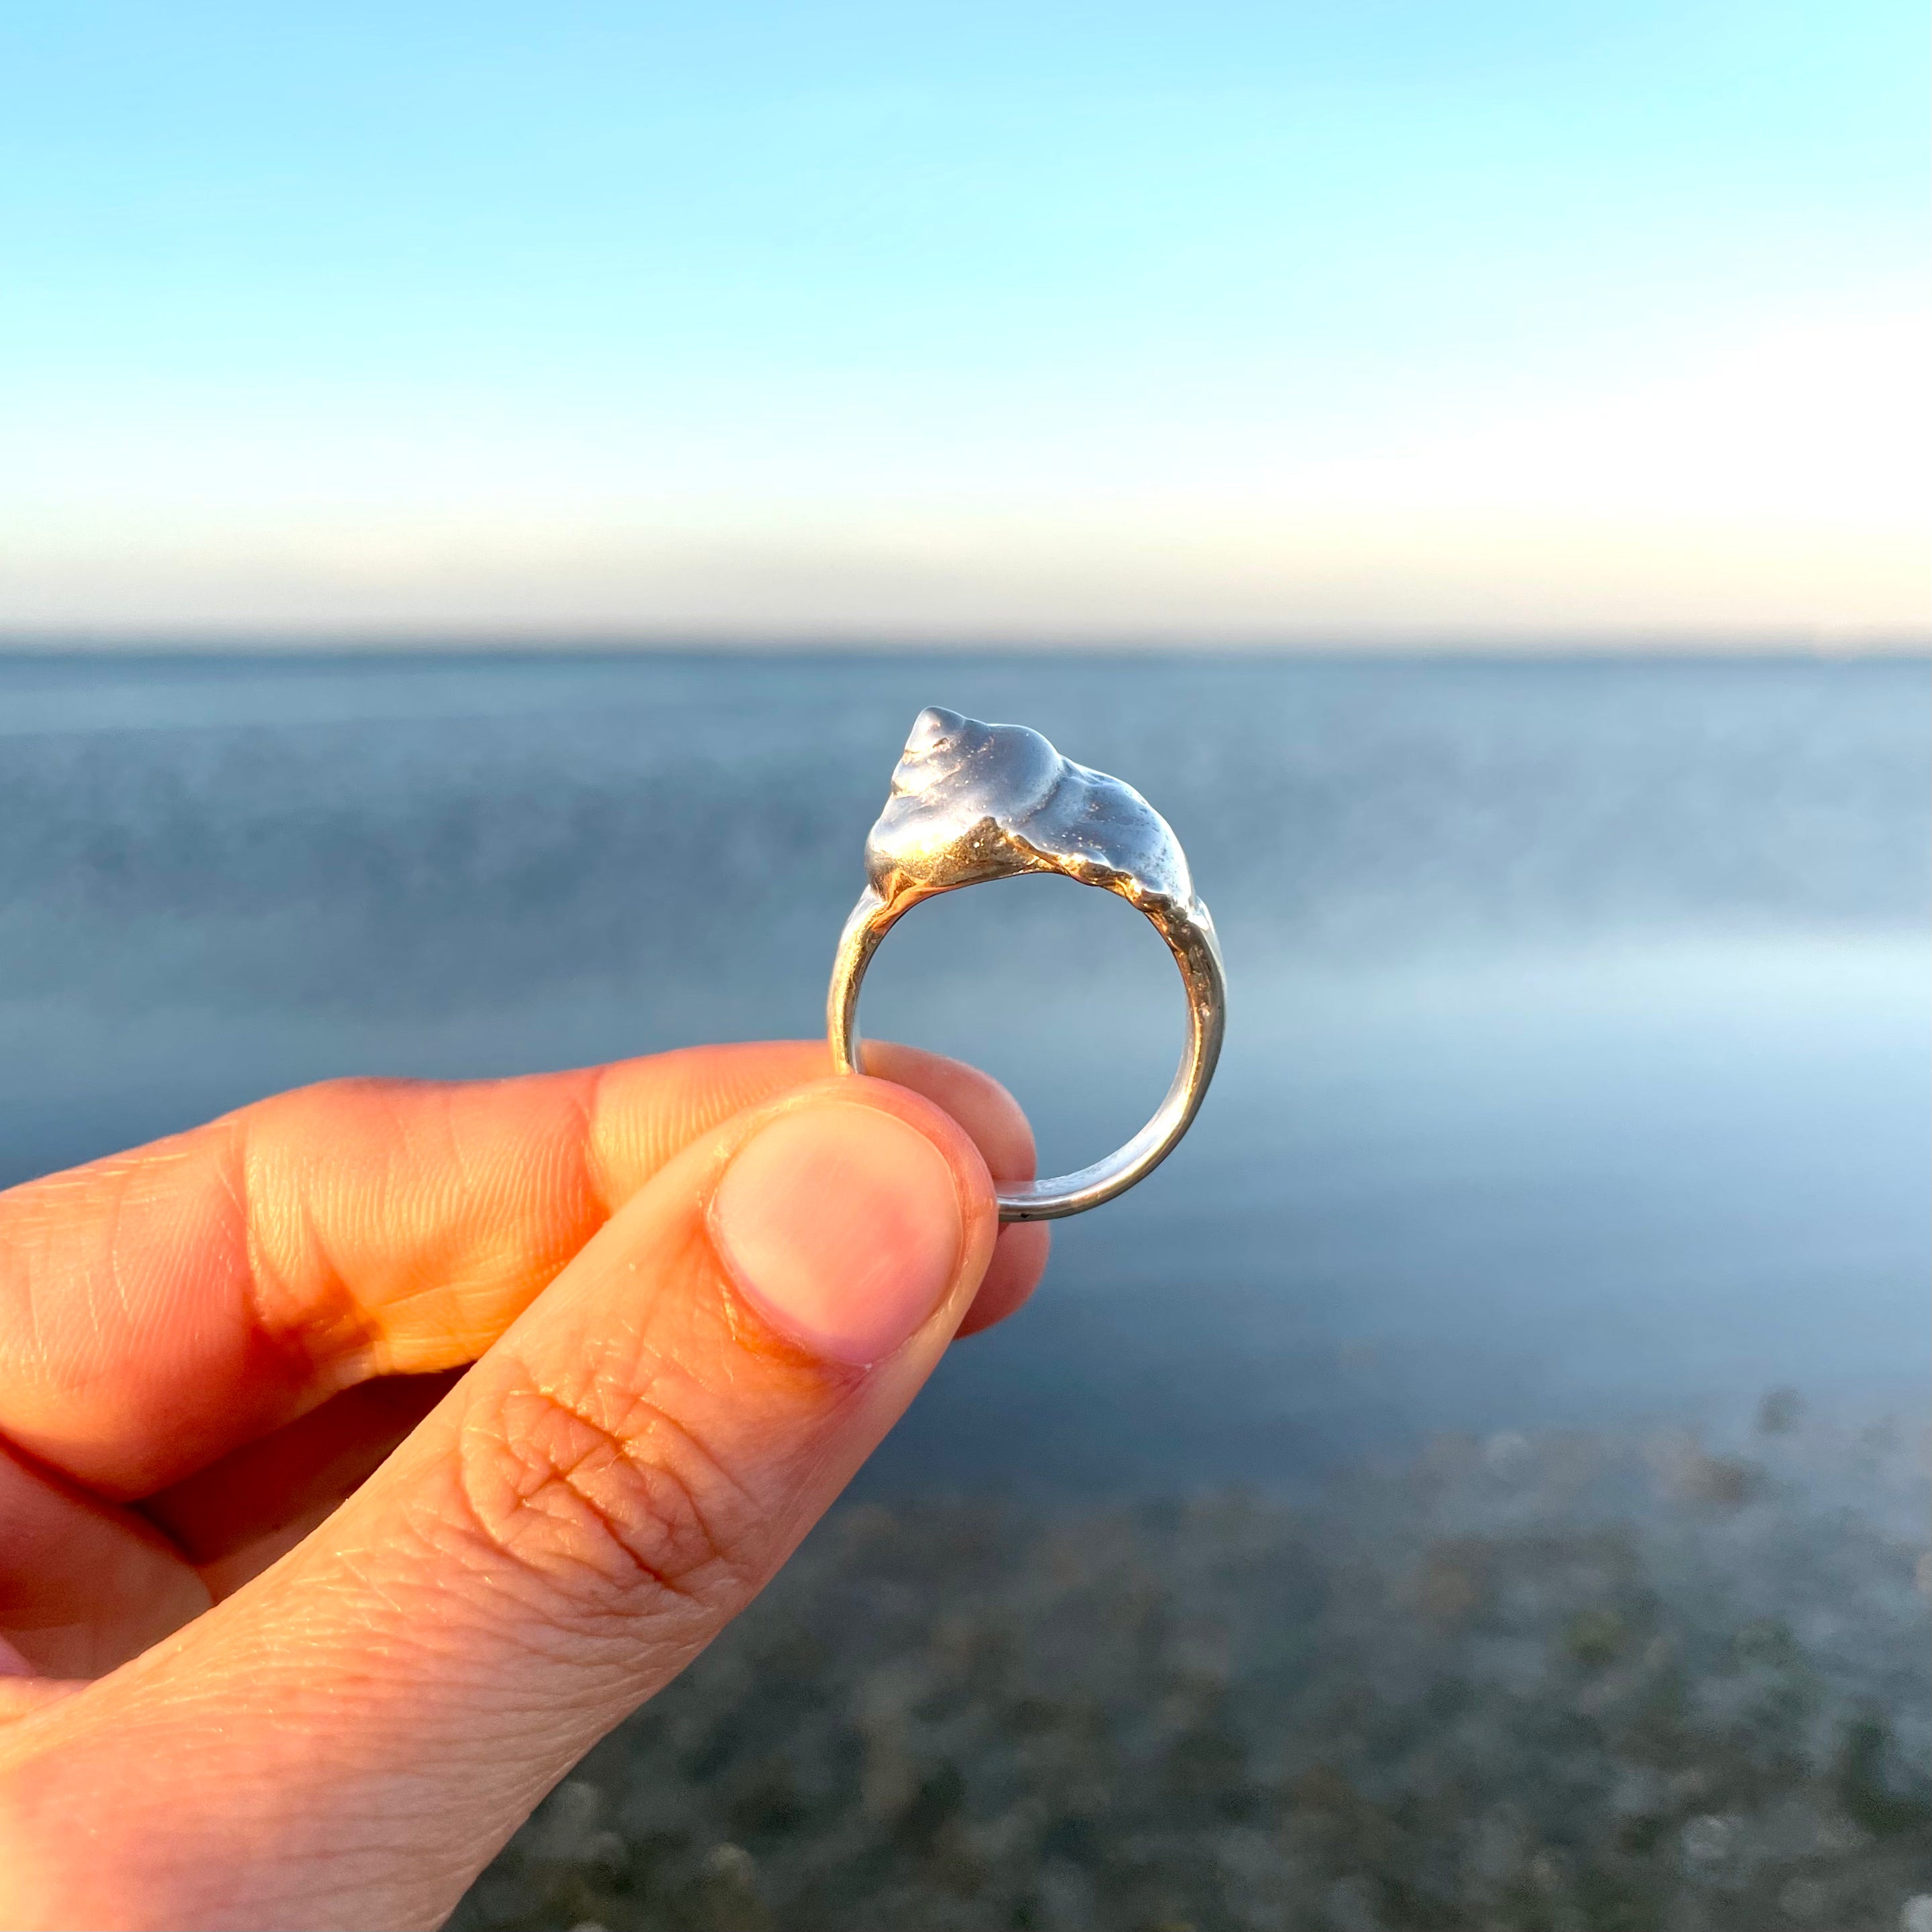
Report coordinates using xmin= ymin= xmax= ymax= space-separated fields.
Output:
xmin=1 ymin=628 xmax=1928 ymax=661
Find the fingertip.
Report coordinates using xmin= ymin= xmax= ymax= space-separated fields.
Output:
xmin=697 ymin=1074 xmax=1003 ymax=1367
xmin=842 ymin=1047 xmax=1049 ymax=1342
xmin=707 ymin=1098 xmax=967 ymax=1366
xmin=954 ymin=1220 xmax=1051 ymax=1338
xmin=860 ymin=1042 xmax=1037 ymax=1186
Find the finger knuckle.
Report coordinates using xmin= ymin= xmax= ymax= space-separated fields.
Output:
xmin=451 ymin=1369 xmax=747 ymax=1632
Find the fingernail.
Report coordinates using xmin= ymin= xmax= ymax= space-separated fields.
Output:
xmin=709 ymin=1101 xmax=966 ymax=1366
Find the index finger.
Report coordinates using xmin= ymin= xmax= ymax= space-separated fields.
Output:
xmin=0 ymin=1041 xmax=1043 ymax=1499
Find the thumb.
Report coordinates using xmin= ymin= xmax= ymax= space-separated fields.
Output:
xmin=0 ymin=1077 xmax=998 ymax=1932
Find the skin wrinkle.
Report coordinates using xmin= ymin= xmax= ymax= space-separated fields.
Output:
xmin=13 ymin=1211 xmax=47 ymax=1408
xmin=227 ymin=1113 xmax=362 ymax=1408
xmin=244 ymin=1082 xmax=492 ymax=1390
xmin=0 ymin=1060 xmax=1026 ymax=1930
xmin=96 ymin=1175 xmax=128 ymax=1366
xmin=293 ymin=1133 xmax=359 ymax=1374
xmin=296 ymin=1092 xmax=410 ymax=1365
xmin=432 ymin=1200 xmax=818 ymax=1651
xmin=395 ymin=1087 xmax=470 ymax=1306
xmin=207 ymin=1119 xmax=256 ymax=1343
xmin=565 ymin=1072 xmax=604 ymax=1214
xmin=12 ymin=1163 xmax=127 ymax=1406
xmin=1 ymin=1151 xmax=188 ymax=1408
xmin=576 ymin=1061 xmax=622 ymax=1216
xmin=451 ymin=1377 xmax=742 ymax=1623
xmin=372 ymin=1079 xmax=600 ymax=1372
xmin=215 ymin=1120 xmax=333 ymax=1440
xmin=1 ymin=1043 xmax=1025 ymax=1475
xmin=504 ymin=1102 xmax=600 ymax=1337
xmin=588 ymin=1347 xmax=764 ymax=1568
xmin=66 ymin=1168 xmax=125 ymax=1398
xmin=298 ymin=1094 xmax=397 ymax=1377
xmin=0 ymin=1043 xmax=1036 ymax=1735
xmin=598 ymin=1385 xmax=767 ymax=1556
xmin=324 ymin=1521 xmax=452 ymax=1642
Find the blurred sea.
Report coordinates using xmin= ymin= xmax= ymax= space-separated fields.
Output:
xmin=11 ymin=649 xmax=1931 ymax=1925
xmin=1 ymin=650 xmax=1927 ymax=1489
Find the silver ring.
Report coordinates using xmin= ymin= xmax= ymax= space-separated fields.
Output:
xmin=828 ymin=707 xmax=1227 ymax=1222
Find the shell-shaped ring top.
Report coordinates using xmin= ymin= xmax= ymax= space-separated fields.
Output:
xmin=829 ymin=707 xmax=1226 ymax=1222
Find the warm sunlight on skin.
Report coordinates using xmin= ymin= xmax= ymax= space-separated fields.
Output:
xmin=0 ymin=1041 xmax=1047 ymax=1931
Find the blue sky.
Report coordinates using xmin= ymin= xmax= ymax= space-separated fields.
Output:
xmin=1 ymin=1 xmax=1925 ymax=640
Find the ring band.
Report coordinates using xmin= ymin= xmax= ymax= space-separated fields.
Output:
xmin=828 ymin=707 xmax=1227 ymax=1222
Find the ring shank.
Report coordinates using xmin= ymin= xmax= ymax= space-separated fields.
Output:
xmin=828 ymin=880 xmax=1227 ymax=1222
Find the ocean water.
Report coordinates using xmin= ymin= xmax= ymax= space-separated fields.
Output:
xmin=2 ymin=650 xmax=1926 ymax=1491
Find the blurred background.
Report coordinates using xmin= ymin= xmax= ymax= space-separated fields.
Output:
xmin=3 ymin=5 xmax=1928 ymax=1929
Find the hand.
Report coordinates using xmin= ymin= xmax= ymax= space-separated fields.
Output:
xmin=0 ymin=1041 xmax=1047 ymax=1929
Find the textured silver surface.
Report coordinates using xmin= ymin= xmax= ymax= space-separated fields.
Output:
xmin=829 ymin=707 xmax=1226 ymax=1220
